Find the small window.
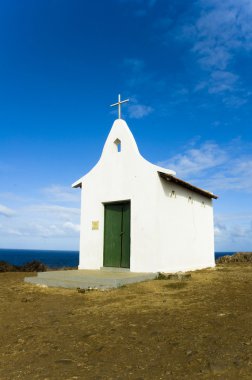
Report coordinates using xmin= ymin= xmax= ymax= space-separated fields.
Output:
xmin=188 ymin=196 xmax=193 ymax=204
xmin=170 ymin=190 xmax=176 ymax=198
xmin=114 ymin=138 xmax=121 ymax=152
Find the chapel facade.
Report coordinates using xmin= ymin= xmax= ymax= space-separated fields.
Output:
xmin=72 ymin=117 xmax=217 ymax=273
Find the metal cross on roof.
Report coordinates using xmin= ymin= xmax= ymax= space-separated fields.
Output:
xmin=110 ymin=94 xmax=129 ymax=119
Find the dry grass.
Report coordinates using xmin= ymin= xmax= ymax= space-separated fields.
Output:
xmin=0 ymin=265 xmax=252 ymax=379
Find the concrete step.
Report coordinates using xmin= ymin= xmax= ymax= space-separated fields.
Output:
xmin=100 ymin=267 xmax=130 ymax=273
xmin=24 ymin=270 xmax=157 ymax=289
xmin=25 ymin=276 xmax=117 ymax=289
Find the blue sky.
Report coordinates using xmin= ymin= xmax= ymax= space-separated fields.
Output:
xmin=0 ymin=0 xmax=252 ymax=251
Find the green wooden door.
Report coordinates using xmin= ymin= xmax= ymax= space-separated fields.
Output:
xmin=103 ymin=202 xmax=130 ymax=268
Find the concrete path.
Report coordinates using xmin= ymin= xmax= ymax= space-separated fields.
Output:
xmin=24 ymin=269 xmax=157 ymax=290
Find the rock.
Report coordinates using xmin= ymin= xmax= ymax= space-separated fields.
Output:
xmin=216 ymin=252 xmax=252 ymax=264
xmin=20 ymin=261 xmax=47 ymax=272
xmin=0 ymin=260 xmax=47 ymax=272
xmin=0 ymin=261 xmax=18 ymax=272
xmin=55 ymin=358 xmax=73 ymax=364
xmin=21 ymin=297 xmax=34 ymax=303
xmin=157 ymin=272 xmax=191 ymax=280
xmin=77 ymin=288 xmax=86 ymax=293
xmin=178 ymin=273 xmax=191 ymax=281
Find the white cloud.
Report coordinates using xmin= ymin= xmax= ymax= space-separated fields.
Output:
xmin=0 ymin=184 xmax=81 ymax=248
xmin=0 ymin=204 xmax=15 ymax=217
xmin=194 ymin=1 xmax=252 ymax=70
xmin=208 ymin=71 xmax=239 ymax=94
xmin=5 ymin=228 xmax=23 ymax=236
xmin=200 ymin=156 xmax=252 ymax=193
xmin=0 ymin=192 xmax=27 ymax=202
xmin=192 ymin=1 xmax=252 ymax=102
xmin=214 ymin=224 xmax=226 ymax=237
xmin=28 ymin=204 xmax=80 ymax=217
xmin=42 ymin=185 xmax=80 ymax=203
xmin=158 ymin=142 xmax=228 ymax=178
xmin=63 ymin=221 xmax=80 ymax=232
xmin=0 ymin=200 xmax=80 ymax=245
xmin=26 ymin=221 xmax=80 ymax=238
xmin=128 ymin=103 xmax=153 ymax=119
xmin=158 ymin=139 xmax=252 ymax=194
xmin=214 ymin=215 xmax=252 ymax=251
xmin=0 ymin=218 xmax=80 ymax=240
xmin=156 ymin=0 xmax=252 ymax=105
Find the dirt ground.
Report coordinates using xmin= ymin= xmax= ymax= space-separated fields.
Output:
xmin=0 ymin=265 xmax=252 ymax=380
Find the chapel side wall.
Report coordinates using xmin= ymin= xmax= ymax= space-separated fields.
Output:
xmin=156 ymin=179 xmax=215 ymax=272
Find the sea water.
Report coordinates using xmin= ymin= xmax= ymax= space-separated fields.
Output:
xmin=0 ymin=249 xmax=235 ymax=269
xmin=0 ymin=249 xmax=79 ymax=268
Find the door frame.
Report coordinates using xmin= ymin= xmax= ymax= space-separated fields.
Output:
xmin=102 ymin=200 xmax=131 ymax=269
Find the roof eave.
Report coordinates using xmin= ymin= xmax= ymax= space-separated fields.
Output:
xmin=72 ymin=179 xmax=82 ymax=189
xmin=158 ymin=171 xmax=218 ymax=200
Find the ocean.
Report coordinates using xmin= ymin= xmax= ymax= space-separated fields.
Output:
xmin=0 ymin=249 xmax=79 ymax=268
xmin=0 ymin=248 xmax=235 ymax=269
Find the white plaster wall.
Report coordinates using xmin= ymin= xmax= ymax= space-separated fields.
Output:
xmin=155 ymin=181 xmax=215 ymax=272
xmin=74 ymin=119 xmax=215 ymax=273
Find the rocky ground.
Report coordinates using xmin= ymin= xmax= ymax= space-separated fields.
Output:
xmin=217 ymin=252 xmax=252 ymax=264
xmin=0 ymin=263 xmax=252 ymax=380
xmin=0 ymin=260 xmax=48 ymax=273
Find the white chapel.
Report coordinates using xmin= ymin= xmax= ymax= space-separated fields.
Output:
xmin=72 ymin=96 xmax=217 ymax=273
